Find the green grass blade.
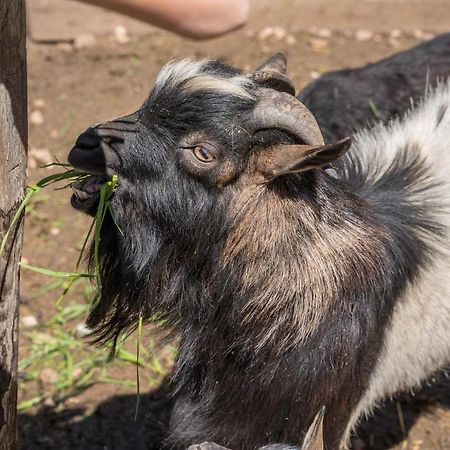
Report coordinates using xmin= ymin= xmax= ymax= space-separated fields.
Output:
xmin=368 ymin=99 xmax=381 ymax=119
xmin=20 ymin=262 xmax=94 ymax=278
xmin=134 ymin=315 xmax=143 ymax=421
xmin=0 ymin=187 xmax=39 ymax=258
xmin=94 ymin=175 xmax=118 ymax=287
xmin=17 ymin=395 xmax=48 ymax=412
xmin=56 ymin=218 xmax=96 ymax=305
xmin=36 ymin=169 xmax=89 ymax=189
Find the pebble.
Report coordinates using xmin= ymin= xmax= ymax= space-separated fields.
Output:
xmin=285 ymin=34 xmax=297 ymax=46
xmin=390 ymin=29 xmax=402 ymax=39
xmin=355 ymin=29 xmax=374 ymax=42
xmin=49 ymin=228 xmax=61 ymax=236
xmin=272 ymin=26 xmax=287 ymax=41
xmin=29 ymin=148 xmax=53 ymax=167
xmin=308 ymin=37 xmax=329 ymax=52
xmin=412 ymin=29 xmax=435 ymax=41
xmin=43 ymin=397 xmax=56 ymax=407
xmin=114 ymin=25 xmax=130 ymax=45
xmin=29 ymin=110 xmax=44 ymax=126
xmin=315 ymin=28 xmax=332 ymax=39
xmin=310 ymin=71 xmax=320 ymax=80
xmin=74 ymin=33 xmax=97 ymax=50
xmin=257 ymin=26 xmax=287 ymax=41
xmin=39 ymin=368 xmax=59 ymax=385
xmin=21 ymin=315 xmax=38 ymax=328
xmin=28 ymin=149 xmax=53 ymax=170
xmin=56 ymin=43 xmax=73 ymax=53
xmin=33 ymin=98 xmax=46 ymax=108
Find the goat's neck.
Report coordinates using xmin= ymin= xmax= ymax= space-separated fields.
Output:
xmin=212 ymin=172 xmax=393 ymax=352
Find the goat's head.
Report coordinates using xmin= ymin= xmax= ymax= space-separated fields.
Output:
xmin=68 ymin=54 xmax=351 ymax=343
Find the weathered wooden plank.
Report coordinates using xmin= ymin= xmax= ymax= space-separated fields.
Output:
xmin=0 ymin=1 xmax=28 ymax=448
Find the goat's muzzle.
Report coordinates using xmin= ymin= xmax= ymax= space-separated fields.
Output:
xmin=68 ymin=123 xmax=124 ymax=214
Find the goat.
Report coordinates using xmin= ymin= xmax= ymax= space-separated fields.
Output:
xmin=68 ymin=53 xmax=450 ymax=449
xmin=298 ymin=32 xmax=450 ymax=142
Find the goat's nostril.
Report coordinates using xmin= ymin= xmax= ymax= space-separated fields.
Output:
xmin=75 ymin=127 xmax=102 ymax=150
xmin=69 ymin=127 xmax=107 ymax=174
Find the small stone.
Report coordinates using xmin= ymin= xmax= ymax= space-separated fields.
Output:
xmin=74 ymin=33 xmax=96 ymax=50
xmin=390 ymin=29 xmax=402 ymax=39
xmin=412 ymin=29 xmax=425 ymax=39
xmin=308 ymin=38 xmax=329 ymax=52
xmin=33 ymin=98 xmax=46 ymax=108
xmin=412 ymin=29 xmax=434 ymax=41
xmin=258 ymin=27 xmax=274 ymax=41
xmin=29 ymin=148 xmax=53 ymax=167
xmin=30 ymin=110 xmax=44 ymax=126
xmin=315 ymin=28 xmax=332 ymax=39
xmin=422 ymin=32 xmax=435 ymax=41
xmin=43 ymin=397 xmax=56 ymax=407
xmin=114 ymin=25 xmax=130 ymax=45
xmin=75 ymin=322 xmax=91 ymax=338
xmin=272 ymin=26 xmax=287 ymax=41
xmin=56 ymin=43 xmax=73 ymax=53
xmin=355 ymin=29 xmax=374 ymax=42
xmin=21 ymin=315 xmax=38 ymax=328
xmin=310 ymin=71 xmax=320 ymax=80
xmin=39 ymin=368 xmax=59 ymax=385
xmin=50 ymin=228 xmax=61 ymax=236
xmin=50 ymin=129 xmax=59 ymax=139
xmin=285 ymin=34 xmax=297 ymax=46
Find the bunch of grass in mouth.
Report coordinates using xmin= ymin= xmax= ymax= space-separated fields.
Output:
xmin=0 ymin=162 xmax=118 ymax=300
xmin=2 ymin=162 xmax=147 ymax=416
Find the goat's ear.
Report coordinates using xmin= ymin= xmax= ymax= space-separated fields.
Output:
xmin=301 ymin=407 xmax=325 ymax=450
xmin=258 ymin=137 xmax=351 ymax=180
xmin=256 ymin=53 xmax=287 ymax=74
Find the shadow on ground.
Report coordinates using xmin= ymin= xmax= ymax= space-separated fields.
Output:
xmin=19 ymin=372 xmax=450 ymax=450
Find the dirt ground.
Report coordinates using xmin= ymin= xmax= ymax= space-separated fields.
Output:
xmin=19 ymin=0 xmax=450 ymax=449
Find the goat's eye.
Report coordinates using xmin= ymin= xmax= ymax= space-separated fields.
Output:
xmin=193 ymin=146 xmax=214 ymax=163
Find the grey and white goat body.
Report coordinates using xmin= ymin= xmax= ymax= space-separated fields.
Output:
xmin=67 ymin=48 xmax=450 ymax=449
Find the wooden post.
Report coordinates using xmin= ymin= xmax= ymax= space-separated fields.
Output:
xmin=0 ymin=1 xmax=28 ymax=448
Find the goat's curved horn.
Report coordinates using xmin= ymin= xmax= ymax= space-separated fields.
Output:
xmin=248 ymin=53 xmax=296 ymax=96
xmin=248 ymin=71 xmax=296 ymax=96
xmin=248 ymin=89 xmax=325 ymax=145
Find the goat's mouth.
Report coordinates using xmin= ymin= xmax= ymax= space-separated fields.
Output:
xmin=71 ymin=174 xmax=108 ymax=214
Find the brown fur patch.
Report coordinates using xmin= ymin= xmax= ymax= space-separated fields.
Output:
xmin=219 ymin=162 xmax=390 ymax=353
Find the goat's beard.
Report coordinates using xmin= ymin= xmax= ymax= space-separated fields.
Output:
xmin=84 ymin=206 xmax=219 ymax=347
xmin=87 ymin=213 xmax=172 ymax=344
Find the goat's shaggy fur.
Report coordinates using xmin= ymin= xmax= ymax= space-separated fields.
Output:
xmin=68 ymin=50 xmax=450 ymax=449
